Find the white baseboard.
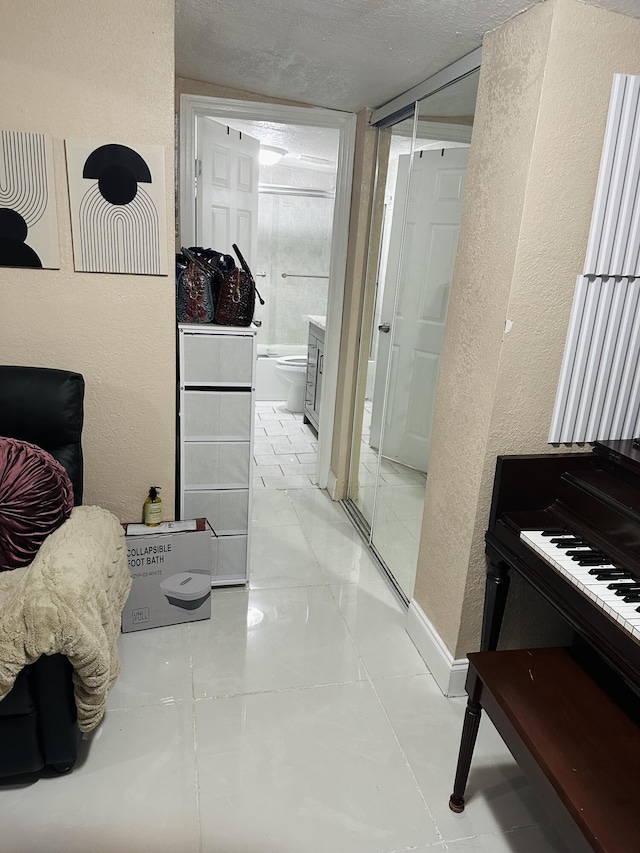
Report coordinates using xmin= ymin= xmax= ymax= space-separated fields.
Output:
xmin=326 ymin=468 xmax=339 ymax=500
xmin=406 ymin=600 xmax=468 ymax=697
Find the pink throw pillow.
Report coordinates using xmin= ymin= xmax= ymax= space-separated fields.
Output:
xmin=0 ymin=437 xmax=74 ymax=571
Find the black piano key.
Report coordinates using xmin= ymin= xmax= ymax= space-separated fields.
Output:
xmin=623 ymin=594 xmax=640 ymax=602
xmin=574 ymin=553 xmax=606 ymax=560
xmin=608 ymin=581 xmax=637 ymax=590
xmin=541 ymin=529 xmax=567 ymax=537
xmin=592 ymin=571 xmax=628 ymax=579
xmin=566 ymin=549 xmax=606 ymax=557
xmin=615 ymin=586 xmax=640 ymax=596
xmin=588 ymin=566 xmax=624 ymax=573
xmin=551 ymin=538 xmax=587 ymax=546
xmin=594 ymin=567 xmax=627 ymax=574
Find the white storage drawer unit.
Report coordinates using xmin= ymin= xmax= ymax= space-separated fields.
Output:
xmin=182 ymin=333 xmax=255 ymax=385
xmin=183 ymin=391 xmax=252 ymax=440
xmin=178 ymin=324 xmax=256 ymax=586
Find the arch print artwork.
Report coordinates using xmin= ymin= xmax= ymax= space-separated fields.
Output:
xmin=65 ymin=139 xmax=167 ymax=275
xmin=0 ymin=130 xmax=60 ymax=270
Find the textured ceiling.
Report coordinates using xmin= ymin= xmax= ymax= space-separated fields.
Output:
xmin=176 ymin=0 xmax=640 ymax=113
xmin=215 ymin=118 xmax=341 ymax=168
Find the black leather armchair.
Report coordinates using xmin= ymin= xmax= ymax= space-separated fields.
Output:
xmin=0 ymin=366 xmax=85 ymax=777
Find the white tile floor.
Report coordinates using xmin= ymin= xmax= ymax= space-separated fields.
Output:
xmin=0 ymin=408 xmax=569 ymax=852
xmin=253 ymin=402 xmax=319 ymax=490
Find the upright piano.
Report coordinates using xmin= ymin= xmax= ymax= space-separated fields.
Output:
xmin=449 ymin=440 xmax=640 ymax=852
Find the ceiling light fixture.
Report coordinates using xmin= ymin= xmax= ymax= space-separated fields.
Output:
xmin=259 ymin=145 xmax=287 ymax=166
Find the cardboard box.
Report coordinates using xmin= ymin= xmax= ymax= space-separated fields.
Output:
xmin=122 ymin=518 xmax=215 ymax=632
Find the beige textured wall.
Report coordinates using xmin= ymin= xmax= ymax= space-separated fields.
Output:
xmin=0 ymin=0 xmax=176 ymax=522
xmin=414 ymin=0 xmax=640 ymax=658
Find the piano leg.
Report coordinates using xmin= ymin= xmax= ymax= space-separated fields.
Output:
xmin=481 ymin=558 xmax=511 ymax=651
xmin=449 ymin=672 xmax=483 ymax=813
xmin=449 ymin=558 xmax=508 ymax=813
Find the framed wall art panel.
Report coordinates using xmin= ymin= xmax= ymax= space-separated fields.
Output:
xmin=65 ymin=139 xmax=167 ymax=276
xmin=0 ymin=130 xmax=60 ymax=270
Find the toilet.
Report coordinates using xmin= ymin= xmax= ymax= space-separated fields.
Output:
xmin=275 ymin=355 xmax=308 ymax=413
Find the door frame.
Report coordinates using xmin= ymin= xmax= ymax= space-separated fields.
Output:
xmin=180 ymin=94 xmax=357 ymax=490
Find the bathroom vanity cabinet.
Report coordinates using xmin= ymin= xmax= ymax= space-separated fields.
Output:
xmin=177 ymin=324 xmax=257 ymax=586
xmin=304 ymin=316 xmax=325 ymax=434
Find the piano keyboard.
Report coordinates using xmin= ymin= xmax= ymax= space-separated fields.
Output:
xmin=521 ymin=530 xmax=640 ymax=643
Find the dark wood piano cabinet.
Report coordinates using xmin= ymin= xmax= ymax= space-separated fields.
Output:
xmin=449 ymin=443 xmax=640 ymax=852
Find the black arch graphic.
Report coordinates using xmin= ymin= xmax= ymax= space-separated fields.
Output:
xmin=0 ymin=131 xmax=48 ymax=228
xmin=83 ymin=144 xmax=152 ymax=205
xmin=83 ymin=144 xmax=152 ymax=183
xmin=78 ymin=182 xmax=160 ymax=274
xmin=0 ymin=132 xmax=50 ymax=268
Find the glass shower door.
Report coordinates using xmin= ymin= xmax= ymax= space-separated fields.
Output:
xmin=346 ymin=71 xmax=479 ymax=601
xmin=346 ymin=108 xmax=422 ymax=599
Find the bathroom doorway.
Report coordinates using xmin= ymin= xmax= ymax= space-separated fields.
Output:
xmin=180 ymin=96 xmax=355 ymax=490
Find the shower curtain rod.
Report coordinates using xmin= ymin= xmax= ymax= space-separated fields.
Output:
xmin=281 ymin=273 xmax=329 ymax=279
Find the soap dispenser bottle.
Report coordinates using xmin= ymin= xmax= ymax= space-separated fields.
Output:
xmin=143 ymin=486 xmax=162 ymax=526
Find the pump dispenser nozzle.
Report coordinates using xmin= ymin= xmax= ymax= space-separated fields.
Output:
xmin=144 ymin=486 xmax=162 ymax=526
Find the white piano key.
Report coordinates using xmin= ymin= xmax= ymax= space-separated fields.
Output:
xmin=521 ymin=530 xmax=640 ymax=643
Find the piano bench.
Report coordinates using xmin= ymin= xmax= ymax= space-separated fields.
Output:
xmin=449 ymin=647 xmax=640 ymax=853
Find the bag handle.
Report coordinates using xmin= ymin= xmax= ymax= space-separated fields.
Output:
xmin=232 ymin=244 xmax=265 ymax=306
xmin=180 ymin=246 xmax=223 ymax=281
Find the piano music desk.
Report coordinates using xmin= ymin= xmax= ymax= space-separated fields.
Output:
xmin=449 ymin=647 xmax=640 ymax=853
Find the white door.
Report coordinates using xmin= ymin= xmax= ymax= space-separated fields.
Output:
xmin=196 ymin=117 xmax=259 ymax=267
xmin=371 ymin=147 xmax=469 ymax=471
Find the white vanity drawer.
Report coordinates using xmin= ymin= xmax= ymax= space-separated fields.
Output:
xmin=183 ymin=390 xmax=252 ymax=440
xmin=183 ymin=441 xmax=251 ymax=488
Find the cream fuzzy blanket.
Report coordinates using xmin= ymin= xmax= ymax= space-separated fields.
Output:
xmin=0 ymin=505 xmax=132 ymax=732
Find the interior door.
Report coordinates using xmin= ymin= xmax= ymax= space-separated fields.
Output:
xmin=371 ymin=147 xmax=469 ymax=471
xmin=196 ymin=117 xmax=259 ymax=266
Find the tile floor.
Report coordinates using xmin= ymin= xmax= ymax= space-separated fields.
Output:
xmin=253 ymin=401 xmax=319 ymax=490
xmin=0 ymin=405 xmax=569 ymax=853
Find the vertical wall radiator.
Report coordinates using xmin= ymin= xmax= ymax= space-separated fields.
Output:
xmin=549 ymin=74 xmax=640 ymax=444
